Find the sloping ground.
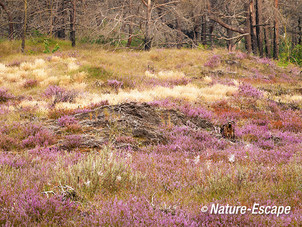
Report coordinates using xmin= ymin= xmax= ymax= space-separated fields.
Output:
xmin=46 ymin=102 xmax=214 ymax=150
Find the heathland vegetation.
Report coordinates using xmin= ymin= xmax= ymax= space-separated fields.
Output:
xmin=0 ymin=38 xmax=301 ymax=225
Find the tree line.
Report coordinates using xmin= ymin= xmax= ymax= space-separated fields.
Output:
xmin=0 ymin=0 xmax=301 ymax=60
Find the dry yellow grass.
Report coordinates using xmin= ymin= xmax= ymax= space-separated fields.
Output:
xmin=0 ymin=42 xmax=301 ymax=116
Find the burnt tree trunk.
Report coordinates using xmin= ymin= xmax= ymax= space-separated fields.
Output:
xmin=250 ymin=0 xmax=258 ymax=54
xmin=55 ymin=0 xmax=66 ymax=39
xmin=69 ymin=0 xmax=76 ymax=47
xmin=142 ymin=0 xmax=152 ymax=51
xmin=193 ymin=15 xmax=201 ymax=45
xmin=256 ymin=0 xmax=264 ymax=57
xmin=176 ymin=15 xmax=182 ymax=49
xmin=273 ymin=0 xmax=279 ymax=59
xmin=21 ymin=0 xmax=27 ymax=53
xmin=245 ymin=2 xmax=252 ymax=54
xmin=127 ymin=24 xmax=133 ymax=47
xmin=201 ymin=15 xmax=207 ymax=45
xmin=298 ymin=17 xmax=302 ymax=45
xmin=126 ymin=0 xmax=133 ymax=47
xmin=264 ymin=24 xmax=272 ymax=57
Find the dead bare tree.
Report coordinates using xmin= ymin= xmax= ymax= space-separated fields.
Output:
xmin=21 ymin=0 xmax=28 ymax=53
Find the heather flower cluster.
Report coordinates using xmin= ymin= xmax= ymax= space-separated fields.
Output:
xmin=238 ymin=83 xmax=263 ymax=99
xmin=0 ymin=88 xmax=14 ymax=103
xmin=0 ymin=122 xmax=56 ymax=150
xmin=257 ymin=57 xmax=276 ymax=67
xmin=23 ymin=79 xmax=38 ymax=88
xmin=107 ymin=79 xmax=123 ymax=93
xmin=58 ymin=115 xmax=78 ymax=127
xmin=204 ymin=55 xmax=221 ymax=68
xmin=44 ymin=85 xmax=77 ymax=103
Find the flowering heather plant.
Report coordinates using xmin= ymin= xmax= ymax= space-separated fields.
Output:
xmin=44 ymin=85 xmax=77 ymax=103
xmin=23 ymin=79 xmax=38 ymax=88
xmin=257 ymin=57 xmax=276 ymax=67
xmin=58 ymin=115 xmax=78 ymax=127
xmin=0 ymin=104 xmax=10 ymax=115
xmin=238 ymin=83 xmax=263 ymax=99
xmin=5 ymin=60 xmax=22 ymax=67
xmin=235 ymin=52 xmax=248 ymax=59
xmin=63 ymin=134 xmax=83 ymax=149
xmin=156 ymin=126 xmax=227 ymax=153
xmin=21 ymin=128 xmax=56 ymax=148
xmin=0 ymin=87 xmax=14 ymax=103
xmin=180 ymin=103 xmax=213 ymax=120
xmin=107 ymin=79 xmax=123 ymax=93
xmin=0 ymin=122 xmax=56 ymax=150
xmin=204 ymin=55 xmax=221 ymax=68
xmin=58 ymin=115 xmax=81 ymax=132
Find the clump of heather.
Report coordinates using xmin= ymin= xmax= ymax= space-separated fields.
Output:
xmin=238 ymin=83 xmax=263 ymax=99
xmin=0 ymin=104 xmax=10 ymax=115
xmin=63 ymin=134 xmax=82 ymax=149
xmin=23 ymin=79 xmax=38 ymax=88
xmin=5 ymin=60 xmax=22 ymax=67
xmin=58 ymin=115 xmax=78 ymax=127
xmin=107 ymin=79 xmax=123 ymax=93
xmin=58 ymin=115 xmax=81 ymax=132
xmin=0 ymin=87 xmax=14 ymax=103
xmin=0 ymin=122 xmax=56 ymax=150
xmin=180 ymin=103 xmax=213 ymax=120
xmin=82 ymin=196 xmax=196 ymax=226
xmin=0 ymin=187 xmax=79 ymax=226
xmin=157 ymin=126 xmax=227 ymax=153
xmin=204 ymin=55 xmax=221 ymax=68
xmin=88 ymin=100 xmax=109 ymax=109
xmin=44 ymin=85 xmax=77 ymax=103
xmin=235 ymin=52 xmax=247 ymax=59
xmin=21 ymin=128 xmax=56 ymax=148
xmin=257 ymin=57 xmax=276 ymax=67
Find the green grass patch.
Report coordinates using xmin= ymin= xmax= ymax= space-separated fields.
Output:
xmin=81 ymin=65 xmax=113 ymax=81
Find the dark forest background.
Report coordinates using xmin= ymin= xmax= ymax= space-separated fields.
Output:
xmin=0 ymin=0 xmax=301 ymax=64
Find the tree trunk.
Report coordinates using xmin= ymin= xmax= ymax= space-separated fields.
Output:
xmin=245 ymin=2 xmax=252 ymax=54
xmin=273 ymin=0 xmax=279 ymax=59
xmin=49 ymin=0 xmax=54 ymax=36
xmin=193 ymin=16 xmax=201 ymax=45
xmin=298 ymin=17 xmax=302 ymax=45
xmin=127 ymin=24 xmax=133 ymax=47
xmin=264 ymin=24 xmax=271 ymax=57
xmin=21 ymin=0 xmax=27 ymax=53
xmin=69 ymin=0 xmax=76 ymax=47
xmin=176 ymin=15 xmax=182 ymax=49
xmin=227 ymin=19 xmax=234 ymax=51
xmin=250 ymin=0 xmax=257 ymax=55
xmin=256 ymin=0 xmax=264 ymax=57
xmin=144 ymin=0 xmax=152 ymax=51
xmin=126 ymin=0 xmax=133 ymax=47
xmin=201 ymin=15 xmax=207 ymax=45
xmin=0 ymin=1 xmax=14 ymax=40
xmin=55 ymin=0 xmax=66 ymax=39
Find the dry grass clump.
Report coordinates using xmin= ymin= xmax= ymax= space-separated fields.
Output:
xmin=145 ymin=70 xmax=186 ymax=80
xmin=54 ymin=83 xmax=238 ymax=110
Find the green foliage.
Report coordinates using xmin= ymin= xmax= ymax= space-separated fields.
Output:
xmin=81 ymin=65 xmax=113 ymax=80
xmin=291 ymin=44 xmax=302 ymax=65
xmin=279 ymin=35 xmax=302 ymax=66
xmin=43 ymin=39 xmax=60 ymax=54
